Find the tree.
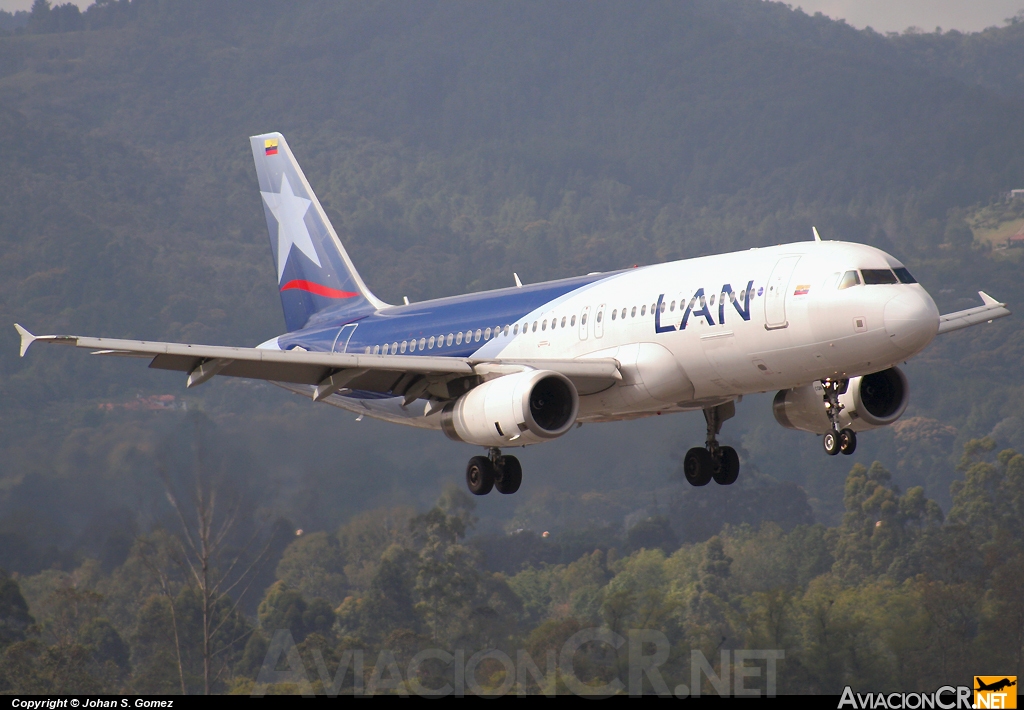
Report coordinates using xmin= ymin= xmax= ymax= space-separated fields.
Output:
xmin=257 ymin=582 xmax=334 ymax=644
xmin=410 ymin=487 xmax=482 ymax=645
xmin=0 ymin=570 xmax=34 ymax=648
xmin=153 ymin=412 xmax=273 ymax=694
xmin=832 ymin=462 xmax=943 ymax=582
xmin=275 ymin=532 xmax=347 ymax=605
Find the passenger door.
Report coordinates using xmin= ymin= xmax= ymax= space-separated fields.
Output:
xmin=764 ymin=256 xmax=801 ymax=330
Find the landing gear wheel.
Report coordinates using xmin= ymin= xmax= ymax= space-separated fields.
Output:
xmin=823 ymin=430 xmax=841 ymax=456
xmin=712 ymin=446 xmax=740 ymax=485
xmin=839 ymin=428 xmax=857 ymax=455
xmin=684 ymin=447 xmax=714 ymax=486
xmin=494 ymin=455 xmax=523 ymax=494
xmin=466 ymin=456 xmax=495 ymax=495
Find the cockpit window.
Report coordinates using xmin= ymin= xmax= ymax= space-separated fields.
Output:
xmin=862 ymin=269 xmax=899 ymax=285
xmin=893 ymin=267 xmax=917 ymax=284
xmin=838 ymin=270 xmax=861 ymax=290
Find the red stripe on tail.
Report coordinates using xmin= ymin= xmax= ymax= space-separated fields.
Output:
xmin=280 ymin=280 xmax=358 ymax=299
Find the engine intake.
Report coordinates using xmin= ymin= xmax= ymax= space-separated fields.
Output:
xmin=773 ymin=366 xmax=909 ymax=434
xmin=441 ymin=370 xmax=579 ymax=447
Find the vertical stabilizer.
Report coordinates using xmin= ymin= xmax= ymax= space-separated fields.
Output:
xmin=250 ymin=132 xmax=387 ymax=332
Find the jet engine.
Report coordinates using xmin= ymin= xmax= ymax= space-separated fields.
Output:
xmin=772 ymin=367 xmax=909 ymax=434
xmin=441 ymin=370 xmax=579 ymax=447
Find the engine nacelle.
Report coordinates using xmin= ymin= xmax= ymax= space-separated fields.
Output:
xmin=441 ymin=370 xmax=579 ymax=447
xmin=773 ymin=367 xmax=910 ymax=434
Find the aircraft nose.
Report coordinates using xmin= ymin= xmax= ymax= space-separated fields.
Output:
xmin=884 ymin=289 xmax=939 ymax=354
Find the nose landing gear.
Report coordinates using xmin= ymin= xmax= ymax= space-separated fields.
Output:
xmin=683 ymin=402 xmax=740 ymax=486
xmin=466 ymin=447 xmax=522 ymax=495
xmin=821 ymin=379 xmax=857 ymax=456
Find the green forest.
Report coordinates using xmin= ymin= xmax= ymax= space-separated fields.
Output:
xmin=1 ymin=0 xmax=1023 ymax=695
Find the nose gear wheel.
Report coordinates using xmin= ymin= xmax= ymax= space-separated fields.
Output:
xmin=820 ymin=379 xmax=855 ymax=457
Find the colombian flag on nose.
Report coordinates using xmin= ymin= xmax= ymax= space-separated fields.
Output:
xmin=265 ymin=138 xmax=279 ymax=156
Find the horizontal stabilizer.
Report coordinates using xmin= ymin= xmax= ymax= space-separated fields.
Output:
xmin=937 ymin=291 xmax=1011 ymax=334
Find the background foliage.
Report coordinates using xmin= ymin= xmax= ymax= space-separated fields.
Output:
xmin=1 ymin=0 xmax=1023 ymax=693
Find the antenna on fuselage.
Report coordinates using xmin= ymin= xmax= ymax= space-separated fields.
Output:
xmin=812 ymin=226 xmax=823 ymax=242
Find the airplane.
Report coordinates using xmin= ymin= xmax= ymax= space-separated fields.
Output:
xmin=975 ymin=678 xmax=1016 ymax=693
xmin=14 ymin=132 xmax=1012 ymax=496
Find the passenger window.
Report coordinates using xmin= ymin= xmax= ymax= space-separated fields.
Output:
xmin=392 ymin=342 xmax=398 ymax=353
xmin=862 ymin=269 xmax=899 ymax=285
xmin=611 ymin=310 xmax=617 ymax=321
xmin=456 ymin=332 xmax=463 ymax=345
xmin=893 ymin=267 xmax=917 ymax=284
xmin=582 ymin=313 xmax=588 ymax=325
xmin=513 ymin=324 xmax=519 ymax=335
xmin=364 ymin=346 xmax=371 ymax=354
xmin=400 ymin=341 xmax=407 ymax=353
xmin=670 ymin=301 xmax=676 ymax=311
xmin=596 ymin=311 xmax=603 ymax=323
xmin=446 ymin=333 xmax=453 ymax=346
xmin=484 ymin=327 xmax=491 ymax=340
xmin=561 ymin=316 xmax=566 ymax=328
xmin=838 ymin=270 xmax=861 ymax=289
xmin=382 ymin=344 xmax=389 ymax=354
xmin=641 ymin=305 xmax=646 ymax=316
xmin=428 ymin=336 xmax=435 ymax=349
xmin=571 ymin=315 xmax=576 ymax=326
xmin=373 ymin=345 xmax=380 ymax=354
xmin=710 ymin=294 xmax=716 ymax=306
xmin=542 ymin=320 xmax=547 ymax=331
xmin=504 ymin=325 xmax=510 ymax=336
xmin=631 ymin=307 xmax=636 ymax=317
xmin=475 ymin=329 xmax=482 ymax=342
xmin=699 ymin=296 xmax=706 ymax=307
xmin=419 ymin=338 xmax=426 ymax=350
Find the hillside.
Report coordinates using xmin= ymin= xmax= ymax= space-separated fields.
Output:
xmin=0 ymin=0 xmax=1022 ymax=558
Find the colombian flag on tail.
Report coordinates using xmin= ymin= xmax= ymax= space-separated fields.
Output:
xmin=264 ymin=138 xmax=279 ymax=156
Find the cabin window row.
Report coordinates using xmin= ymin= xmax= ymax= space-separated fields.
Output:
xmin=609 ymin=287 xmax=757 ymax=322
xmin=365 ymin=325 xmax=509 ymax=355
xmin=362 ymin=288 xmax=764 ymax=355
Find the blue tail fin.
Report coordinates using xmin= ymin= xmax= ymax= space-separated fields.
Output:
xmin=250 ymin=132 xmax=386 ymax=332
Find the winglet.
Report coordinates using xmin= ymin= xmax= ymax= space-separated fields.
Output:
xmin=514 ymin=273 xmax=523 ymax=288
xmin=812 ymin=226 xmax=822 ymax=242
xmin=14 ymin=324 xmax=36 ymax=357
xmin=979 ymin=291 xmax=1002 ymax=307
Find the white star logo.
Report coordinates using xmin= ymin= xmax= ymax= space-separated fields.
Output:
xmin=261 ymin=174 xmax=322 ymax=283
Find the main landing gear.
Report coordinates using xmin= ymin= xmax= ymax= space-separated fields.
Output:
xmin=683 ymin=402 xmax=740 ymax=487
xmin=821 ymin=379 xmax=857 ymax=456
xmin=466 ymin=447 xmax=523 ymax=495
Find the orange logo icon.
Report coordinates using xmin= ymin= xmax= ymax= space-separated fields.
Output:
xmin=974 ymin=677 xmax=1017 ymax=709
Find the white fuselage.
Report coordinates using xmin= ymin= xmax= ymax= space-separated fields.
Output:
xmin=314 ymin=240 xmax=940 ymax=431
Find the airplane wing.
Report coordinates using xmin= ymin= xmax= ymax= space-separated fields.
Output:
xmin=14 ymin=325 xmax=620 ymax=402
xmin=937 ymin=291 xmax=1011 ymax=335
